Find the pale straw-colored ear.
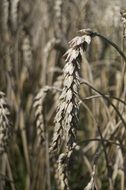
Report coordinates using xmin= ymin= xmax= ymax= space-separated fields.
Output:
xmin=50 ymin=32 xmax=92 ymax=190
xmin=10 ymin=0 xmax=20 ymax=31
xmin=50 ymin=33 xmax=92 ymax=153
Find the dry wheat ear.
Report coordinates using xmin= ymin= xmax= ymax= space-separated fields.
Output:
xmin=50 ymin=30 xmax=91 ymax=190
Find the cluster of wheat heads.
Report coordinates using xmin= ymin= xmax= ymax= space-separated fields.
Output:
xmin=1 ymin=0 xmax=126 ymax=189
xmin=33 ymin=28 xmax=126 ymax=190
xmin=1 ymin=30 xmax=126 ymax=190
xmin=32 ymin=33 xmax=91 ymax=190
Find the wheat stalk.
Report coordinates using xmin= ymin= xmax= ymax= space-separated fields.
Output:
xmin=2 ymin=0 xmax=9 ymax=32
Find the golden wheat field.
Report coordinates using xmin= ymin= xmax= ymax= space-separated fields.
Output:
xmin=0 ymin=0 xmax=126 ymax=189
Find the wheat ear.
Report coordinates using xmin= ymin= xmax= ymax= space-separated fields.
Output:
xmin=10 ymin=0 xmax=20 ymax=31
xmin=33 ymin=86 xmax=52 ymax=144
xmin=0 ymin=92 xmax=12 ymax=155
xmin=50 ymin=32 xmax=91 ymax=190
xmin=50 ymin=33 xmax=91 ymax=153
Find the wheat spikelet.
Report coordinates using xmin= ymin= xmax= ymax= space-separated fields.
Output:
xmin=19 ymin=32 xmax=33 ymax=91
xmin=55 ymin=153 xmax=70 ymax=190
xmin=55 ymin=144 xmax=79 ymax=190
xmin=10 ymin=0 xmax=20 ymax=31
xmin=22 ymin=32 xmax=32 ymax=72
xmin=54 ymin=0 xmax=63 ymax=37
xmin=49 ymin=96 xmax=65 ymax=152
xmin=33 ymin=86 xmax=52 ymax=144
xmin=0 ymin=92 xmax=12 ymax=155
xmin=53 ymin=75 xmax=63 ymax=103
xmin=55 ymin=0 xmax=63 ymax=22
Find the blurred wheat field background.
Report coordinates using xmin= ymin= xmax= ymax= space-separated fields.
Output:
xmin=0 ymin=0 xmax=126 ymax=190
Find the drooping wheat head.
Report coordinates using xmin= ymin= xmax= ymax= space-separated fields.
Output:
xmin=50 ymin=31 xmax=92 ymax=190
xmin=50 ymin=33 xmax=91 ymax=153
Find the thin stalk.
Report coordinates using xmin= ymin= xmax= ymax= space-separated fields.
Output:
xmin=80 ymin=138 xmax=121 ymax=147
xmin=6 ymin=155 xmax=16 ymax=190
xmin=82 ymin=94 xmax=126 ymax=106
xmin=97 ymin=125 xmax=114 ymax=190
xmin=19 ymin=110 xmax=31 ymax=189
xmin=45 ymin=133 xmax=51 ymax=190
xmin=94 ymin=32 xmax=126 ymax=61
xmin=116 ymin=20 xmax=126 ymax=110
xmin=79 ymin=29 xmax=126 ymax=61
xmin=43 ymin=105 xmax=51 ymax=190
xmin=79 ymin=78 xmax=126 ymax=130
